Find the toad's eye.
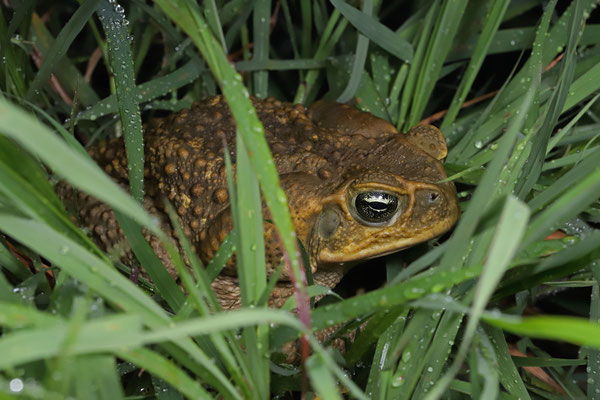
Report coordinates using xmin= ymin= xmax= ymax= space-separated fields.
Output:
xmin=353 ymin=191 xmax=399 ymax=224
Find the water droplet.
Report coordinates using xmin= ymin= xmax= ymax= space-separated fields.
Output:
xmin=9 ymin=378 xmax=24 ymax=393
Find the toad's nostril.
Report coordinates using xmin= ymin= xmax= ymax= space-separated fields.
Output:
xmin=429 ymin=192 xmax=440 ymax=203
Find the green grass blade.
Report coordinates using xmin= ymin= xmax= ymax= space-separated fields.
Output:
xmin=336 ymin=0 xmax=372 ymax=103
xmin=0 ymin=99 xmax=160 ymax=236
xmin=306 ymin=355 xmax=343 ymax=400
xmin=484 ymin=314 xmax=600 ymax=350
xmin=411 ymin=311 xmax=464 ymax=396
xmin=235 ymin=134 xmax=266 ymax=306
xmin=118 ymin=348 xmax=212 ymax=399
xmin=30 ymin=13 xmax=100 ymax=106
xmin=0 ymin=238 xmax=28 ymax=281
xmin=589 ymin=282 xmax=600 ymax=400
xmin=523 ymin=167 xmax=600 ymax=247
xmin=0 ymin=213 xmax=244 ymax=398
xmin=440 ymin=0 xmax=509 ymax=130
xmin=397 ymin=2 xmax=437 ymax=130
xmin=235 ymin=133 xmax=269 ymax=397
xmin=252 ymin=0 xmax=270 ymax=98
xmin=26 ymin=0 xmax=101 ymax=99
xmin=0 ymin=314 xmax=143 ymax=368
xmin=515 ymin=0 xmax=582 ymax=198
xmin=330 ymin=0 xmax=413 ymax=63
xmin=76 ymin=61 xmax=201 ymax=122
xmin=112 ymin=212 xmax=185 ymax=312
xmin=203 ymin=0 xmax=227 ymax=49
xmin=97 ymin=1 xmax=144 ymax=203
xmin=71 ymin=355 xmax=125 ymax=400
xmin=407 ymin=0 xmax=468 ymax=126
xmin=0 ymin=214 xmax=167 ymax=320
xmin=427 ymin=196 xmax=530 ymax=398
xmin=154 ymin=0 xmax=304 ymax=308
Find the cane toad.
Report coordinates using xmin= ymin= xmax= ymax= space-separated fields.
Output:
xmin=68 ymin=96 xmax=459 ymax=307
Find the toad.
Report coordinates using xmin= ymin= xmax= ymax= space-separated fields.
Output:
xmin=67 ymin=96 xmax=459 ymax=307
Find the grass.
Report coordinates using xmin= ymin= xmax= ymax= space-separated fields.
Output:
xmin=1 ymin=0 xmax=600 ymax=398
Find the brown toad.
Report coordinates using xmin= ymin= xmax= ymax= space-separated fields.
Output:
xmin=70 ymin=96 xmax=459 ymax=307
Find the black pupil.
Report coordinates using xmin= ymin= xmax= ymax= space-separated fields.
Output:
xmin=355 ymin=192 xmax=398 ymax=223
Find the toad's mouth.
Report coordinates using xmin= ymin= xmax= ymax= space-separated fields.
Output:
xmin=316 ymin=216 xmax=458 ymax=264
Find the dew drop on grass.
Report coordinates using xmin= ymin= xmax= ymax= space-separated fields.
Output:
xmin=9 ymin=379 xmax=24 ymax=393
xmin=391 ymin=375 xmax=404 ymax=387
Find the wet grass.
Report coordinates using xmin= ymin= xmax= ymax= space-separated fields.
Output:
xmin=1 ymin=0 xmax=600 ymax=398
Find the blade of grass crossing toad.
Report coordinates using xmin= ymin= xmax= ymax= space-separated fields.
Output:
xmin=205 ymin=232 xmax=237 ymax=282
xmin=3 ymin=94 xmax=88 ymax=157
xmin=330 ymin=0 xmax=413 ymax=63
xmin=26 ymin=0 xmax=101 ymax=99
xmin=407 ymin=0 xmax=467 ymax=127
xmin=164 ymin=203 xmax=254 ymax=399
xmin=76 ymin=61 xmax=201 ymax=122
xmin=112 ymin=211 xmax=185 ymax=312
xmin=235 ymin=134 xmax=267 ymax=306
xmin=336 ymin=0 xmax=372 ymax=103
xmin=0 ymin=148 xmax=108 ymax=261
xmin=155 ymin=0 xmax=304 ymax=306
xmin=440 ymin=0 xmax=509 ymax=131
xmin=236 ymin=133 xmax=270 ymax=397
xmin=252 ymin=0 xmax=270 ymax=98
xmin=590 ymin=283 xmax=600 ymax=400
xmin=0 ymin=51 xmax=167 ymax=242
xmin=97 ymin=1 xmax=144 ymax=203
xmin=426 ymin=195 xmax=530 ymax=399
